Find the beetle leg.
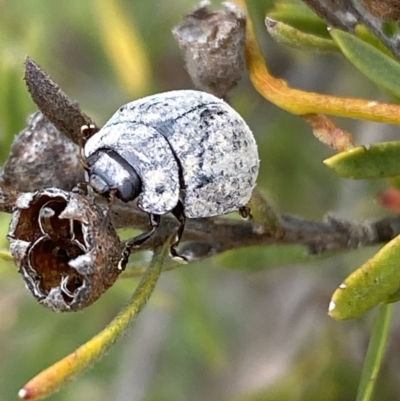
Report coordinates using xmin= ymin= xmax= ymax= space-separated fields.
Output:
xmin=81 ymin=124 xmax=98 ymax=141
xmin=128 ymin=213 xmax=160 ymax=247
xmin=72 ymin=181 xmax=89 ymax=195
xmin=170 ymin=201 xmax=188 ymax=264
xmin=78 ymin=124 xmax=98 ymax=171
xmin=239 ymin=206 xmax=252 ymax=220
xmin=78 ymin=145 xmax=90 ymax=171
xmin=118 ymin=213 xmax=161 ymax=270
xmin=99 ymin=189 xmax=117 ymax=229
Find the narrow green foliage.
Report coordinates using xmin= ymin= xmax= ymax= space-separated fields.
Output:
xmin=266 ymin=17 xmax=338 ymax=52
xmin=267 ymin=3 xmax=329 ymax=38
xmin=329 ymin=234 xmax=400 ymax=320
xmin=354 ymin=25 xmax=394 ymax=58
xmin=356 ymin=305 xmax=393 ymax=401
xmin=330 ymin=29 xmax=400 ymax=98
xmin=324 ymin=142 xmax=400 ymax=179
xmin=20 ymin=238 xmax=170 ymax=400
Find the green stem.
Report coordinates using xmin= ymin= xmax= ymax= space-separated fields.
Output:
xmin=356 ymin=304 xmax=393 ymax=401
xmin=0 ymin=249 xmax=13 ymax=262
xmin=19 ymin=238 xmax=170 ymax=401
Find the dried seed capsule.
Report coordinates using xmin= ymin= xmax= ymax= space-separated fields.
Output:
xmin=2 ymin=111 xmax=84 ymax=192
xmin=8 ymin=188 xmax=122 ymax=312
xmin=0 ymin=184 xmax=21 ymax=213
xmin=173 ymin=1 xmax=246 ymax=99
xmin=84 ymin=89 xmax=259 ymax=263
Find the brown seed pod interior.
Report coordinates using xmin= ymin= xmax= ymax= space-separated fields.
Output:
xmin=8 ymin=188 xmax=123 ymax=312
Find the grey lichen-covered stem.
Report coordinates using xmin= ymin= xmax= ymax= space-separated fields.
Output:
xmin=110 ymin=200 xmax=400 ymax=260
xmin=3 ymin=184 xmax=400 ymax=262
xmin=300 ymin=0 xmax=400 ymax=59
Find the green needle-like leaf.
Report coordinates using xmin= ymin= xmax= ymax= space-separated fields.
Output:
xmin=267 ymin=3 xmax=329 ymax=38
xmin=324 ymin=142 xmax=400 ymax=179
xmin=330 ymin=29 xmax=400 ymax=98
xmin=329 ymin=234 xmax=400 ymax=320
xmin=356 ymin=304 xmax=393 ymax=401
xmin=266 ymin=17 xmax=338 ymax=52
xmin=354 ymin=25 xmax=393 ymax=58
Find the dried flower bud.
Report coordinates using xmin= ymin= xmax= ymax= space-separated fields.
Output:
xmin=8 ymin=188 xmax=122 ymax=311
xmin=173 ymin=1 xmax=246 ymax=99
xmin=2 ymin=111 xmax=84 ymax=192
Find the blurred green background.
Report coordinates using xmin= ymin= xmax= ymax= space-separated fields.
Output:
xmin=1 ymin=0 xmax=400 ymax=400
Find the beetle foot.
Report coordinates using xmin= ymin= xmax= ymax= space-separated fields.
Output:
xmin=239 ymin=206 xmax=252 ymax=220
xmin=118 ymin=240 xmax=149 ymax=271
xmin=169 ymin=246 xmax=188 ymax=264
xmin=118 ymin=243 xmax=143 ymax=271
xmin=169 ymin=202 xmax=187 ymax=263
xmin=118 ymin=247 xmax=131 ymax=271
xmin=71 ymin=182 xmax=89 ymax=195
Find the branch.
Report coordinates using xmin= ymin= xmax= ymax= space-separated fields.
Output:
xmin=2 ymin=183 xmax=399 ymax=261
xmin=109 ymin=201 xmax=400 ymax=260
xmin=1 ymin=56 xmax=399 ymax=263
xmin=300 ymin=0 xmax=400 ymax=59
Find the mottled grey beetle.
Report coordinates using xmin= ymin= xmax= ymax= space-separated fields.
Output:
xmin=83 ymin=90 xmax=259 ymax=267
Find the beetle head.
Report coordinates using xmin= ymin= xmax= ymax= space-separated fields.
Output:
xmin=85 ymin=148 xmax=142 ymax=203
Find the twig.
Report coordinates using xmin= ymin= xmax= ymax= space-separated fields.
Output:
xmin=300 ymin=0 xmax=400 ymax=59
xmin=110 ymin=200 xmax=400 ymax=260
xmin=2 ymin=183 xmax=399 ymax=261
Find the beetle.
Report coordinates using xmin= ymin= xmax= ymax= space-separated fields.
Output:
xmin=83 ymin=90 xmax=259 ymax=268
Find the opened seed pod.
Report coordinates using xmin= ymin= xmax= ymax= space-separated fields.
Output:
xmin=7 ymin=188 xmax=122 ymax=312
